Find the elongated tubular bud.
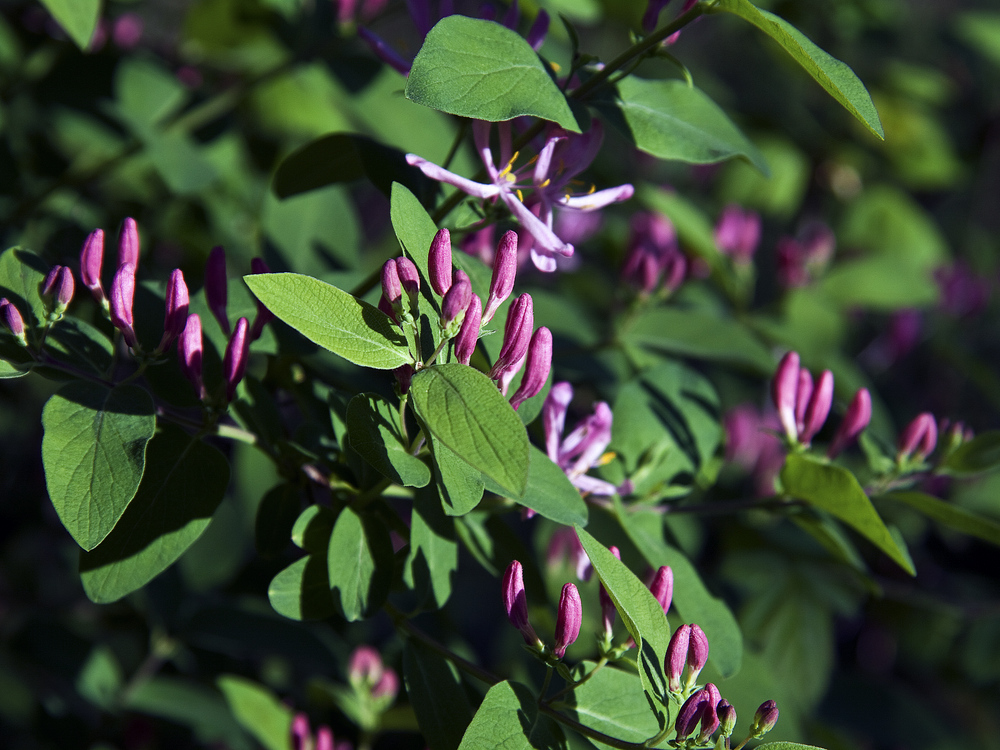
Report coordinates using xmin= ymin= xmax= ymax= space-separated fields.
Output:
xmin=223 ymin=317 xmax=250 ymax=401
xmin=649 ymin=565 xmax=673 ymax=616
xmin=502 ymin=560 xmax=539 ymax=646
xmin=675 ymin=687 xmax=710 ymax=739
xmin=160 ymin=269 xmax=189 ymax=349
xmin=454 ymin=294 xmax=482 ymax=365
xmin=0 ymin=298 xmax=27 ymax=346
xmin=316 ymin=727 xmax=333 ymax=750
xmin=428 ymin=228 xmax=453 ymax=296
xmin=81 ymin=228 xmax=106 ymax=302
xmin=665 ymin=624 xmax=691 ymax=693
xmin=110 ymin=263 xmax=138 ymax=348
xmin=544 ymin=381 xmax=573 ymax=462
xmin=695 ymin=684 xmax=723 ymax=744
xmin=751 ymin=700 xmax=779 ymax=737
xmin=381 ymin=259 xmax=404 ymax=309
xmin=348 ymin=645 xmax=384 ymax=686
xmin=179 ymin=313 xmax=205 ymax=399
xmin=441 ymin=269 xmax=472 ymax=330
xmin=118 ymin=217 xmax=140 ymax=268
xmin=898 ymin=412 xmax=937 ymax=460
xmin=771 ymin=351 xmax=801 ymax=442
xmin=205 ymin=246 xmax=230 ymax=334
xmin=717 ymin=700 xmax=737 ymax=738
xmin=828 ymin=388 xmax=872 ymax=458
xmin=394 ymin=364 xmax=413 ymax=394
xmin=794 ymin=368 xmax=813 ymax=436
xmin=662 ymin=251 xmax=687 ymax=295
xmin=379 ymin=293 xmax=398 ymax=325
xmin=291 ymin=713 xmax=311 ymax=750
xmin=483 ymin=230 xmax=518 ymax=324
xmin=395 ymin=256 xmax=420 ymax=299
xmin=510 ymin=326 xmax=552 ymax=411
xmin=800 ymin=369 xmax=833 ymax=444
xmin=687 ymin=624 xmax=710 ymax=683
xmin=554 ymin=582 xmax=582 ymax=658
xmin=599 ymin=546 xmax=620 ymax=637
xmin=489 ymin=293 xmax=533 ymax=380
xmin=248 ymin=257 xmax=274 ymax=342
xmin=43 ymin=266 xmax=75 ymax=314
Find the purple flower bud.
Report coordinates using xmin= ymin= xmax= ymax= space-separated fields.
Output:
xmin=348 ymin=645 xmax=384 ymax=686
xmin=291 ymin=713 xmax=311 ymax=750
xmin=898 ymin=412 xmax=937 ymax=461
xmin=223 ymin=317 xmax=250 ymax=401
xmin=599 ymin=546 xmax=620 ymax=637
xmin=661 ymin=250 xmax=687 ymax=295
xmin=80 ymin=228 xmax=105 ymax=302
xmin=794 ymin=368 xmax=813 ymax=436
xmin=205 ymin=246 xmax=229 ymax=334
xmin=395 ymin=256 xmax=420 ymax=299
xmin=751 ymin=700 xmax=779 ymax=737
xmin=649 ymin=565 xmax=673 ymax=616
xmin=717 ymin=700 xmax=737 ymax=738
xmin=441 ymin=269 xmax=472 ymax=329
xmin=503 ymin=560 xmax=540 ymax=647
xmin=828 ymin=388 xmax=872 ymax=458
xmin=42 ymin=265 xmax=75 ymax=314
xmin=454 ymin=294 xmax=482 ymax=365
xmin=372 ymin=668 xmax=399 ymax=701
xmin=316 ymin=727 xmax=333 ymax=750
xmin=714 ymin=204 xmax=761 ymax=264
xmin=694 ymin=684 xmax=722 ymax=743
xmin=382 ymin=259 xmax=404 ymax=308
xmin=800 ymin=369 xmax=833 ymax=445
xmin=428 ymin=228 xmax=453 ymax=296
xmin=687 ymin=624 xmax=709 ymax=679
xmin=675 ymin=687 xmax=710 ymax=739
xmin=394 ymin=364 xmax=413 ymax=394
xmin=0 ymin=298 xmax=27 ymax=346
xmin=489 ymin=293 xmax=533 ymax=380
xmin=665 ymin=624 xmax=691 ymax=693
xmin=772 ymin=351 xmax=800 ymax=442
xmin=118 ymin=217 xmax=140 ymax=268
xmin=110 ymin=263 xmax=138 ymax=348
xmin=248 ymin=258 xmax=274 ymax=342
xmin=509 ymin=326 xmax=552 ymax=411
xmin=379 ymin=294 xmax=399 ymax=325
xmin=483 ymin=230 xmax=518 ymax=324
xmin=179 ymin=314 xmax=206 ymax=399
xmin=642 ymin=0 xmax=672 ymax=33
xmin=554 ymin=582 xmax=582 ymax=658
xmin=159 ymin=269 xmax=189 ymax=350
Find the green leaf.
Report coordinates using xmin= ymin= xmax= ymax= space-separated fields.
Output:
xmin=76 ymin=645 xmax=123 ymax=711
xmin=79 ymin=427 xmax=230 ymax=603
xmin=0 ymin=246 xmax=49 ymax=330
xmin=942 ymin=431 xmax=1000 ymax=475
xmin=268 ymin=555 xmax=336 ymax=621
xmin=347 ymin=393 xmax=431 ymax=487
xmin=410 ymin=364 xmax=529 ymax=497
xmin=710 ymin=0 xmax=884 ymax=139
xmin=780 ymin=454 xmax=915 ymax=575
xmin=429 ymin=435 xmax=486 ymax=516
xmin=560 ymin=663 xmax=661 ymax=744
xmin=755 ymin=744 xmax=826 ymax=750
xmin=40 ymin=0 xmax=101 ymax=51
xmin=595 ymin=77 xmax=767 ymax=173
xmin=41 ymin=382 xmax=155 ymax=551
xmin=292 ymin=504 xmax=337 ymax=554
xmin=406 ymin=16 xmax=579 ymax=132
xmin=482 ymin=446 xmax=588 ymax=526
xmin=327 ymin=507 xmax=393 ymax=620
xmin=955 ymin=12 xmax=1000 ymax=69
xmin=244 ymin=273 xmax=410 ymax=369
xmin=879 ymin=491 xmax=1000 ymax=547
xmin=217 ymin=675 xmax=293 ymax=750
xmin=45 ymin=317 xmax=114 ymax=376
xmin=405 ymin=486 xmax=459 ymax=609
xmin=403 ymin=639 xmax=474 ymax=750
xmin=575 ymin=527 xmax=670 ymax=727
xmin=818 ymin=255 xmax=939 ymax=311
xmin=457 ymin=680 xmax=564 ymax=750
xmin=620 ymin=510 xmax=744 ymax=678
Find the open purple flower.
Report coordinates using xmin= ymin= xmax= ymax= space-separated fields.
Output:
xmin=407 ymin=121 xmax=633 ymax=272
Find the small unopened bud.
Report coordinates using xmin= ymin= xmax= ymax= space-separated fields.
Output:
xmin=675 ymin=687 xmax=711 ymax=739
xmin=794 ymin=369 xmax=813 ymax=436
xmin=717 ymin=700 xmax=737 ymax=738
xmin=179 ymin=314 xmax=205 ymax=399
xmin=348 ymin=645 xmax=384 ymax=687
xmin=205 ymin=246 xmax=229 ymax=334
xmin=440 ymin=269 xmax=472 ymax=333
xmin=687 ymin=624 xmax=709 ymax=684
xmin=379 ymin=294 xmax=398 ymax=325
xmin=599 ymin=546 xmax=620 ymax=638
xmin=750 ymin=700 xmax=779 ymax=737
xmin=372 ymin=668 xmax=399 ymax=701
xmin=800 ymin=369 xmax=833 ymax=444
xmin=381 ymin=259 xmax=405 ymax=312
xmin=898 ymin=412 xmax=937 ymax=462
xmin=503 ymin=560 xmax=540 ymax=647
xmin=483 ymin=230 xmax=518 ymax=323
xmin=394 ymin=364 xmax=413 ymax=394
xmin=454 ymin=294 xmax=482 ymax=365
xmin=42 ymin=265 xmax=75 ymax=316
xmin=0 ymin=298 xmax=27 ymax=346
xmin=248 ymin=258 xmax=274 ymax=342
xmin=291 ymin=713 xmax=311 ymax=750
xmin=223 ymin=317 xmax=250 ymax=401
xmin=662 ymin=251 xmax=687 ymax=295
xmin=489 ymin=293 xmax=533 ymax=380
xmin=118 ymin=217 xmax=140 ymax=268
xmin=665 ymin=624 xmax=690 ymax=693
xmin=648 ymin=565 xmax=673 ymax=616
xmin=509 ymin=326 xmax=552 ymax=411
xmin=772 ymin=351 xmax=801 ymax=442
xmin=554 ymin=582 xmax=582 ymax=658
xmin=110 ymin=263 xmax=138 ymax=348
xmin=428 ymin=228 xmax=453 ymax=296
xmin=80 ymin=229 xmax=106 ymax=304
xmin=316 ymin=727 xmax=333 ymax=750
xmin=828 ymin=388 xmax=872 ymax=458
xmin=159 ymin=269 xmax=189 ymax=350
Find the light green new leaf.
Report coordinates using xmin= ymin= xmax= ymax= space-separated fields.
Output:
xmin=405 ymin=486 xmax=459 ymax=609
xmin=561 ymin=663 xmax=661 ymax=744
xmin=595 ymin=77 xmax=767 ymax=173
xmin=327 ymin=507 xmax=393 ymax=621
xmin=244 ymin=273 xmax=410 ymax=369
xmin=482 ymin=445 xmax=588 ymax=526
xmin=411 ymin=364 xmax=529 ymax=497
xmin=880 ymin=492 xmax=1000 ymax=548
xmin=711 ymin=0 xmax=884 ymax=139
xmin=403 ymin=639 xmax=474 ymax=750
xmin=40 ymin=0 xmax=101 ymax=51
xmin=457 ymin=680 xmax=564 ymax=750
xmin=347 ymin=393 xmax=431 ymax=487
xmin=79 ymin=427 xmax=230 ymax=603
xmin=781 ymin=454 xmax=915 ymax=575
xmin=217 ymin=675 xmax=293 ymax=750
xmin=941 ymin=431 xmax=1000 ymax=475
xmin=406 ymin=16 xmax=579 ymax=131
xmin=42 ymin=382 xmax=155 ymax=551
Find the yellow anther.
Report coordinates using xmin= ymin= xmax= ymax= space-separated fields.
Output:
xmin=597 ymin=451 xmax=617 ymax=466
xmin=539 ymin=178 xmax=551 ymax=188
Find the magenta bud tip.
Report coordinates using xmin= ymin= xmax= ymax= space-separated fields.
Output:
xmin=454 ymin=294 xmax=483 ymax=365
xmin=118 ymin=217 xmax=140 ymax=268
xmin=554 ymin=582 xmax=582 ymax=658
xmin=428 ymin=228 xmax=453 ymax=296
xmin=509 ymin=326 xmax=552 ymax=410
xmin=649 ymin=565 xmax=673 ymax=615
xmin=81 ymin=228 xmax=105 ymax=294
xmin=110 ymin=263 xmax=138 ymax=348
xmin=179 ymin=314 xmax=205 ymax=399
xmin=772 ymin=351 xmax=801 ymax=441
xmin=223 ymin=317 xmax=250 ymax=401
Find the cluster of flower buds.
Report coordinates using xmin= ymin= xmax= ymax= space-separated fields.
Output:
xmin=776 ymin=221 xmax=835 ymax=289
xmin=749 ymin=700 xmax=780 ymax=738
xmin=621 ymin=212 xmax=687 ymax=297
xmin=503 ymin=560 xmax=581 ymax=658
xmin=674 ymin=683 xmax=723 ymax=744
xmin=41 ymin=265 xmax=75 ymax=319
xmin=290 ymin=712 xmax=351 ymax=750
xmin=897 ymin=412 xmax=937 ymax=465
xmin=713 ymin=204 xmax=761 ymax=266
xmin=666 ymin=623 xmax=709 ymax=694
xmin=771 ymin=351 xmax=871 ymax=457
xmin=347 ymin=644 xmax=400 ymax=707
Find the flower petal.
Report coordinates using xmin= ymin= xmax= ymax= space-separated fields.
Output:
xmin=502 ymin=192 xmax=574 ymax=259
xmin=406 ymin=154 xmax=502 ymax=199
xmin=559 ymin=183 xmax=635 ymax=210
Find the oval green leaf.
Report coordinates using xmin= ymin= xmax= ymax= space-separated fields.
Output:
xmin=430 ymin=435 xmax=486 ymax=516
xmin=458 ymin=680 xmax=564 ymax=750
xmin=406 ymin=16 xmax=579 ymax=131
xmin=244 ymin=272 xmax=411 ymax=369
xmin=879 ymin=491 xmax=1000 ymax=548
xmin=327 ymin=507 xmax=394 ymax=621
xmin=403 ymin=639 xmax=474 ymax=750
xmin=268 ymin=555 xmax=336 ymax=621
xmin=404 ymin=486 xmax=459 ymax=609
xmin=42 ymin=382 xmax=156 ymax=551
xmin=941 ymin=431 xmax=1000 ymax=475
xmin=482 ymin=445 xmax=588 ymax=526
xmin=217 ymin=675 xmax=293 ymax=750
xmin=560 ymin=663 xmax=661 ymax=744
xmin=347 ymin=393 xmax=431 ymax=487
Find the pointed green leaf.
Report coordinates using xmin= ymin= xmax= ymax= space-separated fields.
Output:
xmin=411 ymin=364 xmax=529 ymax=497
xmin=458 ymin=680 xmax=564 ymax=750
xmin=406 ymin=16 xmax=579 ymax=132
xmin=244 ymin=273 xmax=411 ymax=369
xmin=595 ymin=77 xmax=767 ymax=172
xmin=711 ymin=0 xmax=884 ymax=139
xmin=268 ymin=555 xmax=336 ymax=621
xmin=430 ymin=435 xmax=486 ymax=516
xmin=327 ymin=507 xmax=394 ymax=620
xmin=482 ymin=446 xmax=588 ymax=526
xmin=39 ymin=0 xmax=101 ymax=51
xmin=880 ymin=491 xmax=1000 ymax=547
xmin=391 ymin=182 xmax=439 ymax=282
xmin=403 ymin=639 xmax=474 ymax=750
xmin=217 ymin=675 xmax=293 ymax=750
xmin=781 ymin=454 xmax=915 ymax=575
xmin=0 ymin=246 xmax=49 ymax=330
xmin=405 ymin=486 xmax=459 ymax=609
xmin=79 ymin=427 xmax=230 ymax=603
xmin=941 ymin=431 xmax=1000 ymax=475
xmin=561 ymin=663 xmax=661 ymax=744
xmin=42 ymin=382 xmax=155 ymax=551
xmin=348 ymin=393 xmax=431 ymax=487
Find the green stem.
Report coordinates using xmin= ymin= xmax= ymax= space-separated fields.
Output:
xmin=421 ymin=333 xmax=451 ymax=368
xmin=644 ymin=723 xmax=674 ymax=748
xmin=539 ymin=664 xmax=555 ymax=701
xmin=548 ymin=656 xmax=608 ymax=701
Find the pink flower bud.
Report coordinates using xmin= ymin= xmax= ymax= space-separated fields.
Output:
xmin=554 ymin=582 xmax=582 ymax=658
xmin=395 ymin=256 xmax=421 ymax=299
xmin=160 ymin=269 xmax=189 ymax=350
xmin=717 ymin=700 xmax=737 ymax=738
xmin=794 ymin=368 xmax=813 ymax=436
xmin=648 ymin=565 xmax=673 ymax=616
xmin=394 ymin=364 xmax=413 ymax=394
xmin=687 ymin=624 xmax=709 ymax=678
xmin=248 ymin=258 xmax=274 ymax=342
xmin=0 ymin=298 xmax=27 ymax=345
xmin=441 ymin=269 xmax=472 ymax=329
xmin=316 ymin=727 xmax=333 ymax=750
xmin=800 ymin=369 xmax=833 ymax=444
xmin=502 ymin=560 xmax=539 ymax=646
xmin=509 ymin=326 xmax=552 ymax=411
xmin=110 ymin=263 xmax=138 ymax=348
xmin=42 ymin=265 xmax=75 ymax=314
xmin=381 ymin=259 xmax=404 ymax=312
xmin=80 ymin=228 xmax=105 ymax=302
xmin=675 ymin=687 xmax=710 ymax=739
xmin=379 ymin=294 xmax=398 ymax=325
xmin=665 ymin=624 xmax=691 ymax=693
xmin=454 ymin=294 xmax=482 ymax=365
xmin=661 ymin=250 xmax=687 ymax=296
xmin=372 ymin=668 xmax=399 ymax=700
xmin=205 ymin=246 xmax=229 ymax=334
xmin=489 ymin=293 xmax=533 ymax=380
xmin=348 ymin=645 xmax=384 ymax=686
xmin=223 ymin=317 xmax=250 ymax=401
xmin=179 ymin=314 xmax=205 ymax=399
xmin=714 ymin=204 xmax=761 ymax=264
xmin=291 ymin=713 xmax=311 ymax=750
xmin=898 ymin=412 xmax=937 ymax=461
xmin=118 ymin=217 xmax=140 ymax=268
xmin=828 ymin=388 xmax=872 ymax=458
xmin=428 ymin=228 xmax=453 ymax=296
xmin=483 ymin=230 xmax=518 ymax=324
xmin=751 ymin=700 xmax=779 ymax=737
xmin=772 ymin=351 xmax=800 ymax=441
xmin=695 ymin=683 xmax=723 ymax=743
xmin=599 ymin=546 xmax=620 ymax=637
